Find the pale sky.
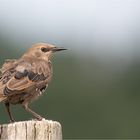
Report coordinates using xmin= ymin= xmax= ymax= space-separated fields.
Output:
xmin=0 ymin=0 xmax=140 ymax=57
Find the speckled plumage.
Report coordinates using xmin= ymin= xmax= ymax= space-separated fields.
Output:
xmin=0 ymin=43 xmax=66 ymax=122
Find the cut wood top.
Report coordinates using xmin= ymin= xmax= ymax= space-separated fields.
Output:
xmin=0 ymin=119 xmax=62 ymax=140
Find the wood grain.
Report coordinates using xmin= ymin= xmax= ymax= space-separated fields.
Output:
xmin=0 ymin=119 xmax=62 ymax=140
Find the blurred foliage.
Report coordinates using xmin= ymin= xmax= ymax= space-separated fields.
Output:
xmin=1 ymin=39 xmax=140 ymax=139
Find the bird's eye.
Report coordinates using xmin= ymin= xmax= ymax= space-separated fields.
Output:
xmin=41 ymin=47 xmax=49 ymax=52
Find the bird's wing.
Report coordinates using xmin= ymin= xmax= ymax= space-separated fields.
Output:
xmin=0 ymin=59 xmax=18 ymax=101
xmin=1 ymin=59 xmax=17 ymax=73
xmin=3 ymin=60 xmax=51 ymax=96
xmin=0 ymin=59 xmax=18 ymax=83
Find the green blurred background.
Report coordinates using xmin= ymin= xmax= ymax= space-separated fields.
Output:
xmin=1 ymin=0 xmax=140 ymax=139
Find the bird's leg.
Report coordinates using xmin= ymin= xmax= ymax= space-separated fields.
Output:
xmin=22 ymin=102 xmax=43 ymax=121
xmin=5 ymin=102 xmax=15 ymax=122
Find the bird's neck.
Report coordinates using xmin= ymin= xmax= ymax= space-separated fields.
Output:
xmin=21 ymin=54 xmax=50 ymax=63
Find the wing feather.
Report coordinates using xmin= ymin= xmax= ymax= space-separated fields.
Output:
xmin=3 ymin=60 xmax=50 ymax=96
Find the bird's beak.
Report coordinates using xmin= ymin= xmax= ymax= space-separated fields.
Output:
xmin=52 ymin=47 xmax=67 ymax=52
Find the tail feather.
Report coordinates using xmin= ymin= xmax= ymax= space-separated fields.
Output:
xmin=0 ymin=96 xmax=6 ymax=102
xmin=0 ymin=87 xmax=6 ymax=102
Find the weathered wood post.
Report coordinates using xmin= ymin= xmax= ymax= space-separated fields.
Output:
xmin=0 ymin=119 xmax=62 ymax=140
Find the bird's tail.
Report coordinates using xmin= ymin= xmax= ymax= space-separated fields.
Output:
xmin=0 ymin=96 xmax=6 ymax=102
xmin=0 ymin=87 xmax=6 ymax=102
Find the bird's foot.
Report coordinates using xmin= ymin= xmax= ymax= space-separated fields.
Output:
xmin=9 ymin=119 xmax=15 ymax=123
xmin=32 ymin=116 xmax=45 ymax=121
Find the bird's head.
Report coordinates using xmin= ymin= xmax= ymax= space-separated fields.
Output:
xmin=22 ymin=43 xmax=66 ymax=61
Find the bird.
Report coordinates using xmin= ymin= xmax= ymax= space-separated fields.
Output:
xmin=0 ymin=43 xmax=66 ymax=122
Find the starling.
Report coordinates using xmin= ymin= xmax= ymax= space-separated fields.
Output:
xmin=0 ymin=43 xmax=66 ymax=122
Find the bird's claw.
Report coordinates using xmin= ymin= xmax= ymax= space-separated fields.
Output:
xmin=9 ymin=119 xmax=15 ymax=123
xmin=32 ymin=116 xmax=45 ymax=121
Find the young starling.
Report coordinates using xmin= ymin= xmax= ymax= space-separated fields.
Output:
xmin=0 ymin=43 xmax=66 ymax=122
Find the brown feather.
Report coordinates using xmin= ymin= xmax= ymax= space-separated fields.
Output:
xmin=0 ymin=43 xmax=66 ymax=122
xmin=0 ymin=59 xmax=51 ymax=97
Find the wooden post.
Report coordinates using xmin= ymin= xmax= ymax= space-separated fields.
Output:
xmin=0 ymin=119 xmax=62 ymax=140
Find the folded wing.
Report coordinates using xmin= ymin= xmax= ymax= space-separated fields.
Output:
xmin=1 ymin=60 xmax=51 ymax=97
